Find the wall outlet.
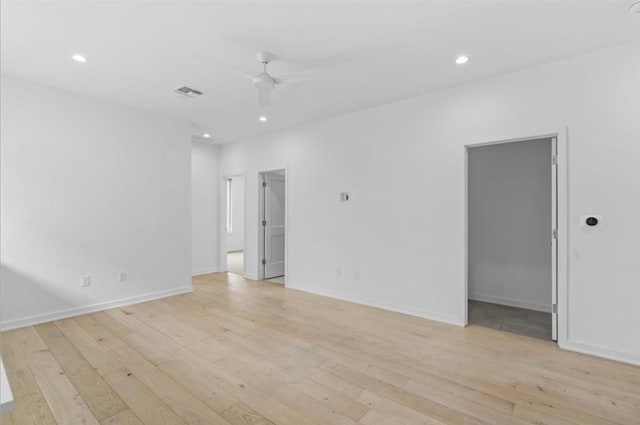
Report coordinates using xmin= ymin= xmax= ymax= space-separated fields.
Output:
xmin=353 ymin=270 xmax=360 ymax=280
xmin=119 ymin=271 xmax=127 ymax=282
xmin=81 ymin=275 xmax=91 ymax=287
xmin=336 ymin=268 xmax=341 ymax=277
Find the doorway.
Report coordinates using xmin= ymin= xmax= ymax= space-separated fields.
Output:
xmin=225 ymin=175 xmax=245 ymax=275
xmin=466 ymin=136 xmax=558 ymax=341
xmin=258 ymin=169 xmax=286 ymax=284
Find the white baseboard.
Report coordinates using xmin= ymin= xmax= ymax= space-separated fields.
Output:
xmin=469 ymin=293 xmax=551 ymax=313
xmin=192 ymin=267 xmax=220 ymax=276
xmin=243 ymin=274 xmax=259 ymax=281
xmin=286 ymin=283 xmax=464 ymax=326
xmin=559 ymin=339 xmax=640 ymax=366
xmin=0 ymin=286 xmax=194 ymax=331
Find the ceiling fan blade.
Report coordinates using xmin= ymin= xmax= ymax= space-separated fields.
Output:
xmin=231 ymin=68 xmax=256 ymax=81
xmin=275 ymin=68 xmax=330 ymax=84
xmin=258 ymin=87 xmax=271 ymax=107
xmin=191 ymin=54 xmax=255 ymax=80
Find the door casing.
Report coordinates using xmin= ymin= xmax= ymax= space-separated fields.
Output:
xmin=219 ymin=172 xmax=247 ymax=275
xmin=464 ymin=129 xmax=568 ymax=345
xmin=258 ymin=168 xmax=288 ymax=282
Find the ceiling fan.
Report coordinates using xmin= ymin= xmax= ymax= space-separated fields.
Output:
xmin=229 ymin=51 xmax=319 ymax=108
xmin=251 ymin=51 xmax=276 ymax=107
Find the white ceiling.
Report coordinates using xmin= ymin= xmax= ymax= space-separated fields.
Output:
xmin=2 ymin=1 xmax=639 ymax=143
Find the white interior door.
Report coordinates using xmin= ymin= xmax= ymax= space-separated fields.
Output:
xmin=551 ymin=137 xmax=558 ymax=341
xmin=263 ymin=173 xmax=285 ymax=279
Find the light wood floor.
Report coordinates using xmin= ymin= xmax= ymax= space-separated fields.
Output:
xmin=1 ymin=273 xmax=639 ymax=425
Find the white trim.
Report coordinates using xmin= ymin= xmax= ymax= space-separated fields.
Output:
xmin=468 ymin=294 xmax=551 ymax=313
xmin=243 ymin=274 xmax=259 ymax=281
xmin=287 ymin=283 xmax=464 ymax=326
xmin=284 ymin=165 xmax=289 ymax=286
xmin=556 ymin=129 xmax=569 ymax=346
xmin=559 ymin=340 xmax=640 ymax=366
xmin=192 ymin=267 xmax=220 ymax=276
xmin=0 ymin=286 xmax=193 ymax=331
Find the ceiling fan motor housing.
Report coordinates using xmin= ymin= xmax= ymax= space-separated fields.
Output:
xmin=253 ymin=72 xmax=276 ymax=89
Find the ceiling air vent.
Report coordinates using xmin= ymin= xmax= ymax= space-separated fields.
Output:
xmin=174 ymin=86 xmax=204 ymax=98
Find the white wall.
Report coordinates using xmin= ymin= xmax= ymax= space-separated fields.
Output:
xmin=191 ymin=141 xmax=220 ymax=275
xmin=0 ymin=76 xmax=192 ymax=329
xmin=226 ymin=175 xmax=245 ymax=252
xmin=219 ymin=41 xmax=640 ymax=364
xmin=468 ymin=138 xmax=552 ymax=312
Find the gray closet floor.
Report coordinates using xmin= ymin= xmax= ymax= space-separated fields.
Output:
xmin=468 ymin=300 xmax=552 ymax=340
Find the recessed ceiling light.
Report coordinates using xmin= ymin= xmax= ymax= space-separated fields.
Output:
xmin=455 ymin=55 xmax=469 ymax=65
xmin=203 ymin=133 xmax=211 ymax=138
xmin=72 ymin=54 xmax=87 ymax=63
xmin=259 ymin=116 xmax=268 ymax=122
xmin=629 ymin=1 xmax=640 ymax=14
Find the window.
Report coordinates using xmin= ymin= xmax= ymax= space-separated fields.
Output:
xmin=226 ymin=178 xmax=232 ymax=233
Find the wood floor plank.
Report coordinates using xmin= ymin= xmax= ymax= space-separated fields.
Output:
xmin=91 ymin=311 xmax=136 ymax=339
xmin=220 ymin=402 xmax=276 ymax=425
xmin=358 ymin=409 xmax=407 ymax=425
xmin=102 ymin=368 xmax=189 ymax=425
xmin=5 ymin=368 xmax=57 ymax=425
xmin=55 ymin=319 xmax=123 ymax=374
xmin=106 ymin=305 xmax=312 ymax=425
xmin=54 ymin=317 xmax=190 ymax=425
xmin=107 ymin=344 xmax=231 ymax=425
xmin=27 ymin=349 xmax=101 ymax=425
xmin=0 ymin=332 xmax=28 ymax=373
xmin=341 ymin=401 xmax=370 ymax=422
xmin=114 ymin=323 xmax=238 ymax=412
xmin=512 ymin=404 xmax=577 ymax=425
xmin=1 ymin=272 xmax=639 ymax=425
xmin=0 ymin=413 xmax=15 ymax=425
xmin=101 ymin=409 xmax=145 ymax=425
xmin=35 ymin=323 xmax=129 ymax=422
xmin=233 ymin=367 xmax=359 ymax=425
xmin=357 ymin=389 xmax=449 ymax=425
xmin=1 ymin=328 xmax=47 ymax=373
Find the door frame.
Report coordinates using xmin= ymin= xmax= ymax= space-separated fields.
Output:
xmin=257 ymin=167 xmax=288 ymax=283
xmin=219 ymin=172 xmax=248 ymax=276
xmin=464 ymin=128 xmax=568 ymax=345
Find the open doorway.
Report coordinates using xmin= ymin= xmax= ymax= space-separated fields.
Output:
xmin=225 ymin=175 xmax=245 ymax=275
xmin=466 ymin=136 xmax=558 ymax=341
xmin=258 ymin=169 xmax=286 ymax=284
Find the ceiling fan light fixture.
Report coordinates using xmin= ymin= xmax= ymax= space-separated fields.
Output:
xmin=629 ymin=1 xmax=640 ymax=13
